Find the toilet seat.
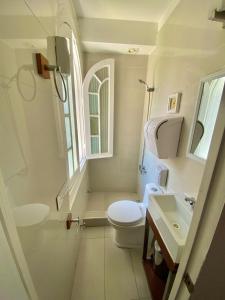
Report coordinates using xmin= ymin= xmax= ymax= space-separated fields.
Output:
xmin=107 ymin=200 xmax=143 ymax=226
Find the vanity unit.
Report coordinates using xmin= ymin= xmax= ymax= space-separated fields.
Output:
xmin=142 ymin=194 xmax=193 ymax=300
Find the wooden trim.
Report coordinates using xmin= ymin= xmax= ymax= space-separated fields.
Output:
xmin=143 ymin=259 xmax=167 ymax=300
xmin=142 ymin=215 xmax=150 ymax=260
xmin=36 ymin=53 xmax=50 ymax=79
xmin=146 ymin=210 xmax=178 ymax=272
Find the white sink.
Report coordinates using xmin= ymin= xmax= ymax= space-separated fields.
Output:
xmin=149 ymin=194 xmax=193 ymax=263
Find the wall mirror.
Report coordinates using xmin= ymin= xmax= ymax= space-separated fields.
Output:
xmin=188 ymin=72 xmax=225 ymax=161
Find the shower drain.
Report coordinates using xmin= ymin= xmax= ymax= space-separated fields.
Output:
xmin=172 ymin=223 xmax=180 ymax=229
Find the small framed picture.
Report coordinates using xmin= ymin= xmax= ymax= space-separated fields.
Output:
xmin=167 ymin=93 xmax=182 ymax=114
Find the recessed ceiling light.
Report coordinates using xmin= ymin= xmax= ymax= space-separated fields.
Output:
xmin=128 ymin=48 xmax=139 ymax=54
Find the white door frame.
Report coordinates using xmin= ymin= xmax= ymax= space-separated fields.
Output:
xmin=169 ymin=83 xmax=225 ymax=299
xmin=0 ymin=171 xmax=38 ymax=300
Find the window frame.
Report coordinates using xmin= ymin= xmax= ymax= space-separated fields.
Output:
xmin=63 ymin=74 xmax=79 ymax=181
xmin=65 ymin=35 xmax=86 ymax=183
xmin=83 ymin=59 xmax=114 ymax=159
xmin=70 ymin=34 xmax=86 ymax=170
xmin=56 ymin=33 xmax=86 ymax=210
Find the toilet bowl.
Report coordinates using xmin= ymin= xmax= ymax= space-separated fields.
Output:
xmin=107 ymin=183 xmax=163 ymax=248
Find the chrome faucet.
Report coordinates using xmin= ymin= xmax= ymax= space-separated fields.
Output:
xmin=185 ymin=196 xmax=196 ymax=209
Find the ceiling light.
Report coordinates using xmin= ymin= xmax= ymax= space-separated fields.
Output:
xmin=128 ymin=48 xmax=139 ymax=54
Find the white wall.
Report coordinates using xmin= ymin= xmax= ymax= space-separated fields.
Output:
xmin=84 ymin=53 xmax=148 ymax=192
xmin=0 ymin=217 xmax=29 ymax=300
xmin=0 ymin=0 xmax=86 ymax=210
xmin=139 ymin=0 xmax=225 ymax=197
xmin=18 ymin=168 xmax=89 ymax=300
xmin=0 ymin=0 xmax=89 ymax=299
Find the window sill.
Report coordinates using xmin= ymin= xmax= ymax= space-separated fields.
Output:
xmin=79 ymin=157 xmax=87 ymax=172
xmin=68 ymin=161 xmax=87 ymax=210
xmin=56 ymin=161 xmax=87 ymax=211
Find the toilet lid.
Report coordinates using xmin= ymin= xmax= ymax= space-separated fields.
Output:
xmin=107 ymin=200 xmax=143 ymax=226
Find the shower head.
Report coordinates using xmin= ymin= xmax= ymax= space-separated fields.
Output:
xmin=138 ymin=79 xmax=154 ymax=92
xmin=139 ymin=79 xmax=147 ymax=85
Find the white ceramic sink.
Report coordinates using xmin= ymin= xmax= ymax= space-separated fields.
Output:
xmin=149 ymin=194 xmax=193 ymax=263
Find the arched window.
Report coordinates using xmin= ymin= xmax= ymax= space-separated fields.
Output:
xmin=83 ymin=59 xmax=114 ymax=159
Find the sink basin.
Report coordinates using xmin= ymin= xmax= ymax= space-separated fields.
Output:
xmin=149 ymin=194 xmax=193 ymax=263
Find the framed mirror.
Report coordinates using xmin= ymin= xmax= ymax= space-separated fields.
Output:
xmin=188 ymin=71 xmax=225 ymax=161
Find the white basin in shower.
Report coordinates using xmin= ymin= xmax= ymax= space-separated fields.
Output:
xmin=13 ymin=203 xmax=50 ymax=227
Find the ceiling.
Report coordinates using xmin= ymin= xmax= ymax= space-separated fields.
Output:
xmin=82 ymin=41 xmax=156 ymax=55
xmin=73 ymin=0 xmax=177 ymax=55
xmin=74 ymin=0 xmax=172 ymax=23
xmin=0 ymin=0 xmax=57 ymax=16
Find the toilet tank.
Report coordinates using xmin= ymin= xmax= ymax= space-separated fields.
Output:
xmin=143 ymin=183 xmax=163 ymax=208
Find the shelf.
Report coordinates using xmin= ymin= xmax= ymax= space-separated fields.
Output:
xmin=143 ymin=258 xmax=167 ymax=300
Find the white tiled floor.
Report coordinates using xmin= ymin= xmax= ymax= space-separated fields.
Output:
xmin=71 ymin=226 xmax=152 ymax=300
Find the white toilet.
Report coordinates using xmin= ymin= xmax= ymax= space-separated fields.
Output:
xmin=107 ymin=183 xmax=163 ymax=248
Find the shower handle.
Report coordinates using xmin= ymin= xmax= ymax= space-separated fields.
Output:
xmin=66 ymin=213 xmax=80 ymax=230
xmin=66 ymin=213 xmax=86 ymax=230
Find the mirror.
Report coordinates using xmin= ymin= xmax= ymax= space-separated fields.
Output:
xmin=189 ymin=73 xmax=225 ymax=160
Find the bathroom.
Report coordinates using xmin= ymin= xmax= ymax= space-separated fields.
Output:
xmin=0 ymin=0 xmax=225 ymax=299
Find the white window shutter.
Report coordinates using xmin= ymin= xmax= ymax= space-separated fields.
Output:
xmin=83 ymin=59 xmax=114 ymax=159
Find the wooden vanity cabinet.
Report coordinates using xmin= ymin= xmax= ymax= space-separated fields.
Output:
xmin=142 ymin=210 xmax=179 ymax=300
